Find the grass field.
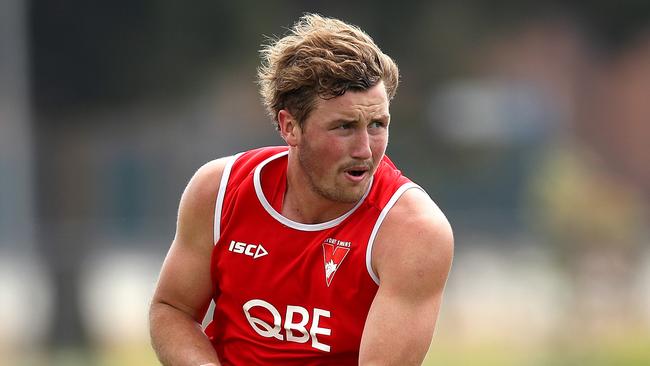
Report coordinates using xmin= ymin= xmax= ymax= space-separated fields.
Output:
xmin=424 ymin=337 xmax=650 ymax=366
xmin=5 ymin=336 xmax=650 ymax=366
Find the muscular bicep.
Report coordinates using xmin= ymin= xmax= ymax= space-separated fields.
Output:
xmin=151 ymin=158 xmax=228 ymax=322
xmin=359 ymin=188 xmax=453 ymax=365
xmin=153 ymin=237 xmax=215 ymax=321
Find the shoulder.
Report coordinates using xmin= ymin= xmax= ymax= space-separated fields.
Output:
xmin=372 ymin=187 xmax=454 ymax=293
xmin=176 ymin=156 xmax=235 ymax=245
xmin=180 ymin=146 xmax=285 ymax=216
xmin=180 ymin=157 xmax=231 ymax=212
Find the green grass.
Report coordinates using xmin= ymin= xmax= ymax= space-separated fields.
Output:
xmin=423 ymin=336 xmax=650 ymax=366
xmin=4 ymin=336 xmax=650 ymax=366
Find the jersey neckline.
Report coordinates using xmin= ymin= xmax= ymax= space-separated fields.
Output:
xmin=253 ymin=150 xmax=373 ymax=232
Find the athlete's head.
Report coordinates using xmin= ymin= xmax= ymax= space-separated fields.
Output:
xmin=258 ymin=13 xmax=399 ymax=130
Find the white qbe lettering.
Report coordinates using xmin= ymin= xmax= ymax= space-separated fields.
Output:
xmin=242 ymin=299 xmax=331 ymax=352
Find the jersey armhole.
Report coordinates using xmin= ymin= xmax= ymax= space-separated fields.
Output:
xmin=204 ymin=152 xmax=242 ymax=330
xmin=213 ymin=152 xmax=244 ymax=245
xmin=365 ymin=182 xmax=424 ymax=285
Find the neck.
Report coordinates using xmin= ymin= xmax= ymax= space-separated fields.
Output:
xmin=281 ymin=152 xmax=357 ymax=224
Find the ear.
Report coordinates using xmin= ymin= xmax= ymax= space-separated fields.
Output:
xmin=277 ymin=109 xmax=301 ymax=147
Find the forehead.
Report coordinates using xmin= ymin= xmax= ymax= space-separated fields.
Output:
xmin=311 ymin=82 xmax=389 ymax=120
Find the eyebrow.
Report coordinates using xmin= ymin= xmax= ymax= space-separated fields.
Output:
xmin=374 ymin=114 xmax=390 ymax=121
xmin=331 ymin=114 xmax=390 ymax=124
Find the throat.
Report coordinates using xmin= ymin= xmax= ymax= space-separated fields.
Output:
xmin=281 ymin=190 xmax=357 ymax=224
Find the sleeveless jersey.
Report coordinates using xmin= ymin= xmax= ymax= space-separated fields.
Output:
xmin=205 ymin=146 xmax=419 ymax=365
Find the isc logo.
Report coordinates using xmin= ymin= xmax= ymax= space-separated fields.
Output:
xmin=243 ymin=299 xmax=331 ymax=352
xmin=228 ymin=240 xmax=268 ymax=259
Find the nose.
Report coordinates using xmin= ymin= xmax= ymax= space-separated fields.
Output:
xmin=351 ymin=129 xmax=372 ymax=160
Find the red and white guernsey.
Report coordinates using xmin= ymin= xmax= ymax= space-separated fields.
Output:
xmin=204 ymin=146 xmax=420 ymax=365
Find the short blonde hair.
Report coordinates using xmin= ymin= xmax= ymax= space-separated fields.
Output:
xmin=258 ymin=14 xmax=399 ymax=129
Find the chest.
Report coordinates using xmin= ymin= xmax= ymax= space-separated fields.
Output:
xmin=214 ymin=211 xmax=375 ymax=304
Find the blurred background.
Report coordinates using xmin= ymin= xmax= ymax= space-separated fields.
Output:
xmin=1 ymin=0 xmax=649 ymax=365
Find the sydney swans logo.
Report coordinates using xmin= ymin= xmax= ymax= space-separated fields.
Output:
xmin=321 ymin=238 xmax=351 ymax=287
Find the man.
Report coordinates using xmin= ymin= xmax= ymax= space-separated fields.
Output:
xmin=149 ymin=14 xmax=453 ymax=366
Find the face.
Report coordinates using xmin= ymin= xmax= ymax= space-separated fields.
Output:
xmin=289 ymin=82 xmax=390 ymax=203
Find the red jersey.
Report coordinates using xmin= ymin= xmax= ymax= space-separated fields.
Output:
xmin=204 ymin=146 xmax=419 ymax=365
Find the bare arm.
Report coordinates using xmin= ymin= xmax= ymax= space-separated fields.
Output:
xmin=150 ymin=158 xmax=229 ymax=366
xmin=359 ymin=188 xmax=454 ymax=366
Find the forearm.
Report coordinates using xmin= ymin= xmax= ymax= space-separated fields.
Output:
xmin=150 ymin=302 xmax=221 ymax=366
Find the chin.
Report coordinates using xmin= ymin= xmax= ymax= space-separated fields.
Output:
xmin=336 ymin=185 xmax=368 ymax=203
xmin=316 ymin=185 xmax=365 ymax=204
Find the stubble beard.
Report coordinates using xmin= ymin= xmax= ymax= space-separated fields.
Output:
xmin=297 ymin=145 xmax=372 ymax=204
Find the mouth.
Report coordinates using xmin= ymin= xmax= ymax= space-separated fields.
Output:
xmin=343 ymin=165 xmax=371 ymax=182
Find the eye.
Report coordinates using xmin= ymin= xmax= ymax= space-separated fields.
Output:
xmin=369 ymin=120 xmax=386 ymax=129
xmin=337 ymin=122 xmax=354 ymax=130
